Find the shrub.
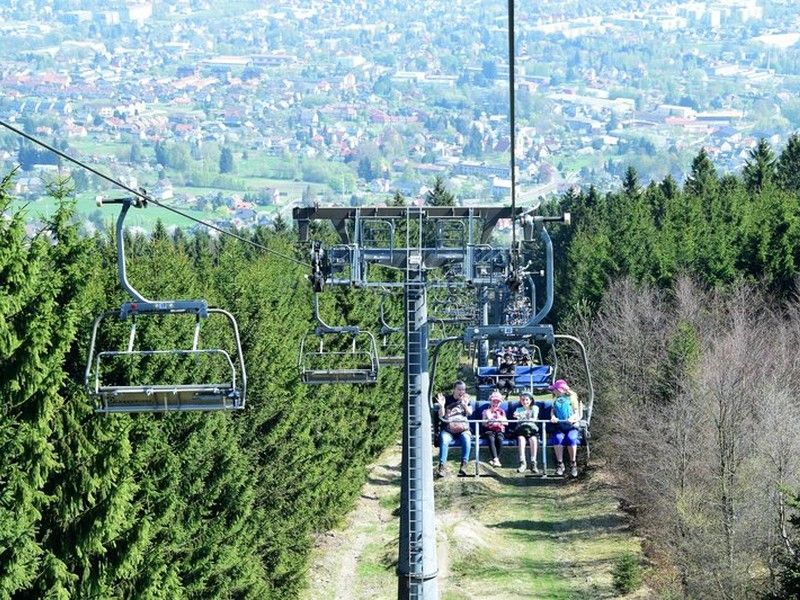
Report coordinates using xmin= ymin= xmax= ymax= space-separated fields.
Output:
xmin=612 ymin=552 xmax=643 ymax=595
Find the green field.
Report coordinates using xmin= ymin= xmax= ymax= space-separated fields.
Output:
xmin=13 ymin=192 xmax=225 ymax=230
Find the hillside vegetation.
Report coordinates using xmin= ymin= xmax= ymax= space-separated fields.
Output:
xmin=304 ymin=444 xmax=643 ymax=600
xmin=0 ymin=173 xmax=403 ymax=599
xmin=4 ymin=133 xmax=800 ymax=599
xmin=544 ymin=137 xmax=800 ymax=598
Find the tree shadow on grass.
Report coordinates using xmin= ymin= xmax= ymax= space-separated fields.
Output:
xmin=489 ymin=513 xmax=628 ymax=538
xmin=365 ymin=464 xmax=401 ymax=487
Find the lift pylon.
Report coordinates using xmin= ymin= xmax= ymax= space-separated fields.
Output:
xmin=294 ymin=205 xmax=545 ymax=600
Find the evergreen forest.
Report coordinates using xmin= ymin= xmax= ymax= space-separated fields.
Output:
xmin=3 ymin=136 xmax=800 ymax=598
xmin=0 ymin=172 xmax=403 ymax=599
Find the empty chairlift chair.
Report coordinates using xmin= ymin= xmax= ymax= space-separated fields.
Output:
xmin=298 ymin=327 xmax=380 ymax=384
xmin=85 ymin=196 xmax=247 ymax=413
xmin=298 ymin=294 xmax=380 ymax=384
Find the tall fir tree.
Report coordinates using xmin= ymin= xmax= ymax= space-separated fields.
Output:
xmin=776 ymin=133 xmax=800 ymax=194
xmin=0 ymin=172 xmax=55 ymax=596
xmin=390 ymin=190 xmax=407 ymax=206
xmin=742 ymin=138 xmax=776 ymax=194
xmin=659 ymin=174 xmax=679 ymax=201
xmin=684 ymin=148 xmax=718 ymax=199
xmin=622 ymin=166 xmax=640 ymax=197
xmin=425 ymin=176 xmax=455 ymax=206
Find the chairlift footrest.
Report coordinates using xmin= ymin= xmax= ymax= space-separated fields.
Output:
xmin=379 ymin=356 xmax=405 ymax=366
xmin=301 ymin=369 xmax=378 ymax=385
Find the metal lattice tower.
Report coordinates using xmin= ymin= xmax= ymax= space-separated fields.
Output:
xmin=398 ymin=207 xmax=437 ymax=598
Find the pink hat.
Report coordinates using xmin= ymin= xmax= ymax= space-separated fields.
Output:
xmin=549 ymin=379 xmax=569 ymax=394
xmin=489 ymin=390 xmax=503 ymax=402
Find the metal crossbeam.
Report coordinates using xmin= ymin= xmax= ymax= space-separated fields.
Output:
xmin=294 ymin=205 xmax=523 ymax=245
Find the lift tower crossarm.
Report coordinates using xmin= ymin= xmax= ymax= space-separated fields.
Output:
xmin=293 ymin=205 xmax=525 ymax=245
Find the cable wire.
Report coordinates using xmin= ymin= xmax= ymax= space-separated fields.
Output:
xmin=0 ymin=119 xmax=310 ymax=268
xmin=508 ymin=0 xmax=517 ymax=254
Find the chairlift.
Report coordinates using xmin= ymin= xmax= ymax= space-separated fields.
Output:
xmin=429 ymin=283 xmax=476 ymax=323
xmin=298 ymin=294 xmax=380 ymax=384
xmin=84 ymin=196 xmax=246 ymax=413
xmin=378 ymin=292 xmax=404 ymax=367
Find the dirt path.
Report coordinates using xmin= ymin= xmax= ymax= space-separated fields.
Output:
xmin=303 ymin=448 xmax=645 ymax=599
xmin=302 ymin=443 xmax=403 ymax=600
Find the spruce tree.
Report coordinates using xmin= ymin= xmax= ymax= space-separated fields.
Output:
xmin=0 ymin=173 xmax=54 ymax=596
xmin=659 ymin=174 xmax=679 ymax=201
xmin=562 ymin=226 xmax=616 ymax=310
xmin=622 ymin=166 xmax=639 ymax=197
xmin=776 ymin=133 xmax=800 ymax=194
xmin=425 ymin=176 xmax=455 ymax=206
xmin=684 ymin=148 xmax=718 ymax=198
xmin=742 ymin=138 xmax=776 ymax=194
xmin=29 ymin=186 xmax=135 ymax=599
xmin=645 ymin=180 xmax=668 ymax=229
xmin=696 ymin=176 xmax=745 ymax=285
xmin=0 ymin=177 xmax=108 ymax=597
xmin=585 ymin=185 xmax=600 ymax=210
xmin=749 ymin=188 xmax=800 ymax=289
xmin=390 ymin=190 xmax=407 ymax=206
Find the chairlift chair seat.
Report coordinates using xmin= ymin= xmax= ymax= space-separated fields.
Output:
xmin=379 ymin=355 xmax=405 ymax=367
xmin=96 ymin=384 xmax=240 ymax=413
xmin=301 ymin=368 xmax=378 ymax=385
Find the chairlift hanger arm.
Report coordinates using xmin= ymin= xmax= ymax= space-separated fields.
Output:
xmin=96 ymin=195 xmax=210 ymax=316
xmin=98 ymin=195 xmax=153 ymax=304
xmin=312 ymin=293 xmax=359 ymax=336
xmin=553 ymin=333 xmax=594 ymax=426
xmin=379 ymin=292 xmax=402 ymax=335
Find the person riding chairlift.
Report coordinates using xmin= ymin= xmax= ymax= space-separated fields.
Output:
xmin=498 ymin=351 xmax=515 ymax=393
xmin=482 ymin=390 xmax=508 ymax=467
xmin=549 ymin=379 xmax=582 ymax=478
xmin=436 ymin=381 xmax=473 ymax=477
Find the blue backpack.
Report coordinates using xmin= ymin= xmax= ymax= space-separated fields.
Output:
xmin=553 ymin=396 xmax=573 ymax=421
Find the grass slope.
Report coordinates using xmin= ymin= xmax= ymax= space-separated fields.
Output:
xmin=303 ymin=445 xmax=646 ymax=600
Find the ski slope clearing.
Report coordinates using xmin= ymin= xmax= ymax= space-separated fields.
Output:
xmin=303 ymin=443 xmax=648 ymax=599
